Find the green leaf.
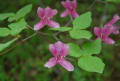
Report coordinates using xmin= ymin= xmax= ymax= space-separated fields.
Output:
xmin=82 ymin=39 xmax=102 ymax=55
xmin=0 ymin=28 xmax=10 ymax=37
xmin=78 ymin=56 xmax=105 ymax=73
xmin=73 ymin=12 xmax=92 ymax=29
xmin=8 ymin=14 xmax=16 ymax=22
xmin=16 ymin=4 xmax=32 ymax=20
xmin=0 ymin=13 xmax=15 ymax=21
xmin=8 ymin=18 xmax=27 ymax=36
xmin=50 ymin=27 xmax=72 ymax=32
xmin=0 ymin=38 xmax=18 ymax=52
xmin=68 ymin=43 xmax=85 ymax=57
xmin=69 ymin=29 xmax=92 ymax=39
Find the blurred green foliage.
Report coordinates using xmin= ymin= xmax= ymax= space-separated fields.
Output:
xmin=0 ymin=0 xmax=120 ymax=81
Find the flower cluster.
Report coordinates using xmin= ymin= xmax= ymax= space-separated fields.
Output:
xmin=33 ymin=0 xmax=78 ymax=71
xmin=33 ymin=0 xmax=120 ymax=71
xmin=34 ymin=0 xmax=78 ymax=31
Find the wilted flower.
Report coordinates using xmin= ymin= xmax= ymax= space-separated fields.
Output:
xmin=94 ymin=14 xmax=120 ymax=44
xmin=61 ymin=0 xmax=79 ymax=18
xmin=34 ymin=7 xmax=60 ymax=30
xmin=44 ymin=41 xmax=74 ymax=71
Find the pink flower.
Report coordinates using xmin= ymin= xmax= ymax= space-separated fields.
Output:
xmin=61 ymin=0 xmax=79 ymax=18
xmin=44 ymin=41 xmax=74 ymax=71
xmin=105 ymin=14 xmax=120 ymax=35
xmin=94 ymin=14 xmax=120 ymax=44
xmin=34 ymin=7 xmax=60 ymax=30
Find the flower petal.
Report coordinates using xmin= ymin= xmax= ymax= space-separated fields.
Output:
xmin=55 ymin=41 xmax=69 ymax=56
xmin=49 ymin=44 xmax=57 ymax=57
xmin=61 ymin=44 xmax=69 ymax=56
xmin=37 ymin=7 xmax=44 ymax=19
xmin=111 ymin=26 xmax=119 ymax=35
xmin=50 ymin=41 xmax=69 ymax=57
xmin=34 ymin=21 xmax=45 ymax=30
xmin=106 ymin=14 xmax=120 ymax=26
xmin=103 ymin=27 xmax=112 ymax=37
xmin=94 ymin=27 xmax=102 ymax=37
xmin=54 ymin=41 xmax=64 ymax=55
xmin=48 ymin=20 xmax=60 ymax=28
xmin=72 ymin=0 xmax=77 ymax=8
xmin=45 ymin=7 xmax=58 ymax=18
xmin=44 ymin=57 xmax=57 ymax=68
xmin=60 ymin=10 xmax=70 ymax=17
xmin=59 ymin=58 xmax=74 ymax=71
xmin=103 ymin=37 xmax=115 ymax=44
xmin=61 ymin=1 xmax=68 ymax=8
xmin=71 ymin=10 xmax=79 ymax=18
xmin=113 ymin=29 xmax=119 ymax=35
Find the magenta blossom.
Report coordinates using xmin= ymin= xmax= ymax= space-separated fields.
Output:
xmin=61 ymin=0 xmax=79 ymax=18
xmin=94 ymin=14 xmax=120 ymax=44
xmin=34 ymin=7 xmax=60 ymax=30
xmin=44 ymin=41 xmax=74 ymax=71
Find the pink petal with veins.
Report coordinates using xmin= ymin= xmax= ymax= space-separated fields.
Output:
xmin=94 ymin=27 xmax=102 ymax=37
xmin=34 ymin=21 xmax=45 ymax=30
xmin=103 ymin=27 xmax=112 ymax=37
xmin=37 ymin=7 xmax=44 ymax=19
xmin=59 ymin=58 xmax=74 ymax=71
xmin=61 ymin=10 xmax=70 ymax=17
xmin=48 ymin=20 xmax=60 ymax=28
xmin=54 ymin=41 xmax=64 ymax=55
xmin=111 ymin=26 xmax=119 ymax=35
xmin=106 ymin=14 xmax=120 ymax=26
xmin=72 ymin=0 xmax=77 ymax=8
xmin=44 ymin=57 xmax=57 ymax=68
xmin=61 ymin=1 xmax=68 ymax=9
xmin=71 ymin=10 xmax=79 ymax=18
xmin=49 ymin=44 xmax=57 ymax=57
xmin=61 ymin=44 xmax=69 ymax=56
xmin=103 ymin=37 xmax=115 ymax=44
xmin=45 ymin=7 xmax=58 ymax=18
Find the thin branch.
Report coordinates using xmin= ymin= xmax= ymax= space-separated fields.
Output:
xmin=65 ymin=15 xmax=73 ymax=26
xmin=0 ymin=32 xmax=38 ymax=56
xmin=88 ymin=0 xmax=97 ymax=10
xmin=26 ymin=25 xmax=50 ymax=36
xmin=22 ymin=32 xmax=38 ymax=42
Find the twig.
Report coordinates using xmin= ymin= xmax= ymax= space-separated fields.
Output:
xmin=54 ymin=15 xmax=73 ymax=39
xmin=22 ymin=32 xmax=38 ymax=42
xmin=26 ymin=25 xmax=50 ymax=36
xmin=0 ymin=32 xmax=38 ymax=56
xmin=65 ymin=15 xmax=73 ymax=26
xmin=88 ymin=0 xmax=97 ymax=10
